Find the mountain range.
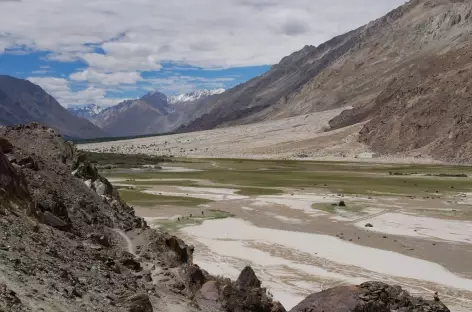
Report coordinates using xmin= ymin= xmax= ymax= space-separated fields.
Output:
xmin=0 ymin=75 xmax=106 ymax=139
xmin=86 ymin=89 xmax=225 ymax=137
xmin=2 ymin=0 xmax=472 ymax=160
xmin=67 ymin=104 xmax=104 ymax=120
xmin=177 ymin=0 xmax=472 ymax=162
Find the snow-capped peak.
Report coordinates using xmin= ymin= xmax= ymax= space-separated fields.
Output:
xmin=68 ymin=104 xmax=103 ymax=117
xmin=169 ymin=89 xmax=225 ymax=104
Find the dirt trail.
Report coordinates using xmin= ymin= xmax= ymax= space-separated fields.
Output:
xmin=112 ymin=228 xmax=136 ymax=256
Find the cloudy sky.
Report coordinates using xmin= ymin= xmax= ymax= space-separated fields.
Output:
xmin=0 ymin=0 xmax=405 ymax=107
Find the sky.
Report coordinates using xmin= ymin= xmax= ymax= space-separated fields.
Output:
xmin=0 ymin=0 xmax=405 ymax=108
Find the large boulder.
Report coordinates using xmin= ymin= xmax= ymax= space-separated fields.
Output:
xmin=217 ymin=266 xmax=286 ymax=312
xmin=125 ymin=294 xmax=153 ymax=312
xmin=0 ymin=137 xmax=13 ymax=153
xmin=41 ymin=211 xmax=70 ymax=231
xmin=290 ymin=281 xmax=450 ymax=312
xmin=201 ymin=281 xmax=219 ymax=301
xmin=165 ymin=235 xmax=194 ymax=266
xmin=0 ymin=148 xmax=30 ymax=201
xmin=0 ymin=283 xmax=29 ymax=312
xmin=237 ymin=266 xmax=261 ymax=289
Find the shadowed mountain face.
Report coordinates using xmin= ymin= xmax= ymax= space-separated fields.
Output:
xmin=177 ymin=0 xmax=472 ymax=162
xmin=0 ymin=75 xmax=107 ymax=139
xmin=91 ymin=90 xmax=223 ymax=137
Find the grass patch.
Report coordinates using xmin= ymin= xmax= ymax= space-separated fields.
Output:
xmin=157 ymin=210 xmax=234 ymax=232
xmin=235 ymin=187 xmax=283 ymax=196
xmin=110 ymin=177 xmax=283 ymax=196
xmin=98 ymin=156 xmax=472 ymax=197
xmin=312 ymin=203 xmax=337 ymax=214
xmin=426 ymin=173 xmax=468 ymax=178
xmin=119 ymin=179 xmax=200 ymax=187
xmin=118 ymin=189 xmax=212 ymax=207
xmin=81 ymin=151 xmax=172 ymax=169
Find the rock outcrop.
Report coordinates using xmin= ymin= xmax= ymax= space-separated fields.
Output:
xmin=0 ymin=122 xmax=287 ymax=312
xmin=290 ymin=281 xmax=449 ymax=312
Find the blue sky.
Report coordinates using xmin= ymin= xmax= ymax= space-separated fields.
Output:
xmin=0 ymin=50 xmax=270 ymax=104
xmin=0 ymin=0 xmax=405 ymax=107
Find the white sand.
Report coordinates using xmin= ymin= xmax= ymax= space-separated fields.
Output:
xmin=144 ymin=185 xmax=247 ymax=201
xmin=255 ymin=194 xmax=337 ymax=216
xmin=78 ymin=108 xmax=376 ymax=160
xmin=272 ymin=215 xmax=305 ymax=224
xmin=160 ymin=166 xmax=202 ymax=172
xmin=355 ymin=213 xmax=472 ymax=244
xmin=182 ymin=218 xmax=472 ymax=292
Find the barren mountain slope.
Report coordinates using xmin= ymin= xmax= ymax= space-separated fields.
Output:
xmin=354 ymin=44 xmax=472 ymax=162
xmin=92 ymin=91 xmax=222 ymax=137
xmin=0 ymin=123 xmax=286 ymax=312
xmin=0 ymin=76 xmax=106 ymax=139
xmin=180 ymin=0 xmax=472 ymax=162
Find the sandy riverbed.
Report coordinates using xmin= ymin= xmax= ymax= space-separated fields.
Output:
xmin=127 ymin=182 xmax=472 ymax=311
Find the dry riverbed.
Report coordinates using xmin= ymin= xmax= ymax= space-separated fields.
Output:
xmin=96 ymin=158 xmax=472 ymax=311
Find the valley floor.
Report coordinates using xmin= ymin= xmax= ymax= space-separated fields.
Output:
xmin=80 ymin=107 xmax=439 ymax=163
xmin=96 ymin=158 xmax=472 ymax=312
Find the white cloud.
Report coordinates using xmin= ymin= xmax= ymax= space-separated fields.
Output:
xmin=70 ymin=69 xmax=143 ymax=86
xmin=0 ymin=0 xmax=406 ymax=69
xmin=27 ymin=76 xmax=128 ymax=107
xmin=8 ymin=0 xmax=406 ymax=107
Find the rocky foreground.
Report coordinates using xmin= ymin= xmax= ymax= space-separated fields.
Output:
xmin=0 ymin=123 xmax=451 ymax=312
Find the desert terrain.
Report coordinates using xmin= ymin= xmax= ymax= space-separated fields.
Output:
xmin=79 ymin=152 xmax=472 ymax=312
xmin=80 ymin=107 xmax=441 ymax=164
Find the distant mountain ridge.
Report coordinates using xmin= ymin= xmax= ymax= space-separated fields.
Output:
xmin=0 ymin=75 xmax=106 ymax=139
xmin=68 ymin=104 xmax=103 ymax=120
xmin=90 ymin=89 xmax=224 ymax=137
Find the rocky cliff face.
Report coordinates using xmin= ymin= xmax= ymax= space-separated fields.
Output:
xmin=290 ymin=281 xmax=449 ymax=312
xmin=0 ymin=76 xmax=107 ymax=139
xmin=0 ymin=123 xmax=286 ymax=312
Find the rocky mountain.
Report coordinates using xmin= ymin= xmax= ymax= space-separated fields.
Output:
xmin=0 ymin=122 xmax=451 ymax=312
xmin=169 ymin=89 xmax=225 ymax=104
xmin=91 ymin=89 xmax=224 ymax=137
xmin=91 ymin=91 xmax=172 ymax=137
xmin=67 ymin=104 xmax=103 ymax=120
xmin=0 ymin=75 xmax=106 ymax=139
xmin=179 ymin=0 xmax=472 ymax=162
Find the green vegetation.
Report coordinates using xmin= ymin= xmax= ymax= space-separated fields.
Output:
xmin=82 ymin=151 xmax=172 ymax=169
xmin=121 ymin=179 xmax=200 ymax=187
xmin=72 ymin=132 xmax=175 ymax=144
xmin=235 ymin=187 xmax=284 ymax=196
xmin=115 ymin=179 xmax=283 ymax=196
xmin=118 ymin=189 xmax=212 ymax=207
xmin=426 ymin=173 xmax=468 ymax=178
xmin=157 ymin=210 xmax=234 ymax=232
xmin=312 ymin=203 xmax=338 ymax=214
xmin=96 ymin=156 xmax=472 ymax=197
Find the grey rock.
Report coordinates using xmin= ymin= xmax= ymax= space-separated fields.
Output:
xmin=237 ymin=266 xmax=261 ymax=289
xmin=41 ymin=211 xmax=70 ymax=231
xmin=126 ymin=294 xmax=153 ymax=312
